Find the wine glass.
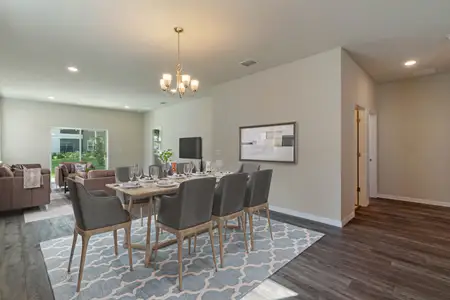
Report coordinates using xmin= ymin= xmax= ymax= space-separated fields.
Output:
xmin=183 ymin=163 xmax=190 ymax=176
xmin=129 ymin=166 xmax=136 ymax=182
xmin=150 ymin=167 xmax=160 ymax=180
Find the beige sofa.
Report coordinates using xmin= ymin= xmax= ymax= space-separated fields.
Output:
xmin=0 ymin=163 xmax=51 ymax=212
xmin=75 ymin=169 xmax=116 ymax=196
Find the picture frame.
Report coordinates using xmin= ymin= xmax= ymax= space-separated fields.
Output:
xmin=239 ymin=122 xmax=296 ymax=163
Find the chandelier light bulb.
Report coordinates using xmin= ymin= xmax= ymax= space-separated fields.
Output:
xmin=162 ymin=74 xmax=172 ymax=87
xmin=178 ymin=84 xmax=186 ymax=95
xmin=170 ymin=88 xmax=177 ymax=94
xmin=160 ymin=79 xmax=168 ymax=91
xmin=190 ymin=79 xmax=199 ymax=92
xmin=181 ymin=74 xmax=191 ymax=87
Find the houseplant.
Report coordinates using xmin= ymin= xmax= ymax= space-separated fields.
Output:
xmin=158 ymin=149 xmax=173 ymax=176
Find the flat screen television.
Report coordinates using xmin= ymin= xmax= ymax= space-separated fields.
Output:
xmin=179 ymin=137 xmax=202 ymax=159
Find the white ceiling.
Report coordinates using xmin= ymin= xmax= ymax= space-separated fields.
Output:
xmin=1 ymin=0 xmax=450 ymax=111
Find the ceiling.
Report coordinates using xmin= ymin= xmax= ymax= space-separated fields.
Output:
xmin=1 ymin=0 xmax=450 ymax=111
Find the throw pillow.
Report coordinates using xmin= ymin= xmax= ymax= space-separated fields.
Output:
xmin=0 ymin=166 xmax=14 ymax=177
xmin=59 ymin=164 xmax=69 ymax=177
xmin=75 ymin=163 xmax=87 ymax=173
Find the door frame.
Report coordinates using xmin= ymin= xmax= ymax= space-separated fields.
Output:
xmin=368 ymin=113 xmax=378 ymax=198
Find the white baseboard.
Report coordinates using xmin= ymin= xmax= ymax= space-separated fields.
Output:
xmin=341 ymin=211 xmax=355 ymax=226
xmin=270 ymin=205 xmax=348 ymax=228
xmin=377 ymin=194 xmax=450 ymax=208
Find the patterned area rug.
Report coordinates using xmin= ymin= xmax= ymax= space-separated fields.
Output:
xmin=41 ymin=216 xmax=323 ymax=300
xmin=23 ymin=191 xmax=72 ymax=223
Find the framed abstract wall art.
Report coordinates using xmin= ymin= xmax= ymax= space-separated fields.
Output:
xmin=239 ymin=122 xmax=296 ymax=163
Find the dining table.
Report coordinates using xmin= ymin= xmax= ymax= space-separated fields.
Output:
xmin=105 ymin=172 xmax=236 ymax=267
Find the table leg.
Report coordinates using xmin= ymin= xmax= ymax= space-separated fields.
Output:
xmin=123 ymin=195 xmax=134 ymax=248
xmin=144 ymin=196 xmax=154 ymax=267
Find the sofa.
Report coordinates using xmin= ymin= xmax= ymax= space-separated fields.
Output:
xmin=55 ymin=161 xmax=95 ymax=193
xmin=75 ymin=169 xmax=116 ymax=196
xmin=0 ymin=163 xmax=51 ymax=212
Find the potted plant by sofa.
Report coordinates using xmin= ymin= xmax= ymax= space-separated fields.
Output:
xmin=158 ymin=149 xmax=173 ymax=177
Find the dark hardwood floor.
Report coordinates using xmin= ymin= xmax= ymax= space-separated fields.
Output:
xmin=1 ymin=198 xmax=450 ymax=300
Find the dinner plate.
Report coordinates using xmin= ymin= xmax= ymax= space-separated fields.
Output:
xmin=138 ymin=177 xmax=155 ymax=183
xmin=120 ymin=182 xmax=141 ymax=189
xmin=191 ymin=172 xmax=208 ymax=177
xmin=156 ymin=182 xmax=178 ymax=188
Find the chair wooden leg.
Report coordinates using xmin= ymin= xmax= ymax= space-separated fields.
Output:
xmin=125 ymin=226 xmax=133 ymax=271
xmin=154 ymin=223 xmax=160 ymax=268
xmin=224 ymin=220 xmax=227 ymax=240
xmin=68 ymin=230 xmax=78 ymax=272
xmin=140 ymin=205 xmax=144 ymax=227
xmin=193 ymin=233 xmax=197 ymax=253
xmin=77 ymin=233 xmax=91 ymax=293
xmin=217 ymin=220 xmax=224 ymax=268
xmin=177 ymin=234 xmax=184 ymax=291
xmin=237 ymin=217 xmax=242 ymax=230
xmin=188 ymin=236 xmax=192 ymax=255
xmin=208 ymin=226 xmax=218 ymax=272
xmin=240 ymin=215 xmax=249 ymax=253
xmin=248 ymin=213 xmax=255 ymax=251
xmin=266 ymin=206 xmax=273 ymax=240
xmin=113 ymin=230 xmax=118 ymax=256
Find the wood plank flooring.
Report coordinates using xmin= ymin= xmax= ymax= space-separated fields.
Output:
xmin=1 ymin=198 xmax=450 ymax=299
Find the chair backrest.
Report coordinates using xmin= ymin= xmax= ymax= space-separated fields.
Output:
xmin=178 ymin=177 xmax=216 ymax=229
xmin=212 ymin=173 xmax=249 ymax=217
xmin=244 ymin=169 xmax=273 ymax=207
xmin=67 ymin=179 xmax=99 ymax=230
xmin=238 ymin=163 xmax=261 ymax=174
xmin=148 ymin=165 xmax=162 ymax=178
xmin=176 ymin=163 xmax=188 ymax=174
xmin=115 ymin=166 xmax=130 ymax=182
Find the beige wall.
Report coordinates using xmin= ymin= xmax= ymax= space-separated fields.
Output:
xmin=0 ymin=98 xmax=3 ymax=161
xmin=212 ymin=48 xmax=343 ymax=223
xmin=1 ymin=99 xmax=144 ymax=169
xmin=377 ymin=72 xmax=450 ymax=204
xmin=145 ymin=97 xmax=213 ymax=165
xmin=341 ymin=50 xmax=375 ymax=221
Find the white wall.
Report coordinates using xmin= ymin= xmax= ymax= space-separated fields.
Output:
xmin=1 ymin=99 xmax=145 ymax=169
xmin=377 ymin=72 xmax=450 ymax=205
xmin=0 ymin=98 xmax=3 ymax=162
xmin=341 ymin=50 xmax=376 ymax=221
xmin=145 ymin=97 xmax=213 ymax=165
xmin=212 ymin=48 xmax=343 ymax=223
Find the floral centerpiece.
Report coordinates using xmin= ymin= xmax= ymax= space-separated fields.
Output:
xmin=158 ymin=149 xmax=173 ymax=176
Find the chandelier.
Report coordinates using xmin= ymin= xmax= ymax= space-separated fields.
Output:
xmin=159 ymin=27 xmax=199 ymax=98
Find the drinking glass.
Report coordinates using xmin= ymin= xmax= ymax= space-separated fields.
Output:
xmin=129 ymin=166 xmax=135 ymax=181
xmin=183 ymin=163 xmax=189 ymax=175
xmin=151 ymin=167 xmax=160 ymax=180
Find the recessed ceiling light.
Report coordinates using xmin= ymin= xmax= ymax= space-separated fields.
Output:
xmin=48 ymin=96 xmax=55 ymax=100
xmin=404 ymin=60 xmax=417 ymax=67
xmin=160 ymin=102 xmax=167 ymax=105
xmin=67 ymin=66 xmax=79 ymax=72
xmin=124 ymin=105 xmax=130 ymax=109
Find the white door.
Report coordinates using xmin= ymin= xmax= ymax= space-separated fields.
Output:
xmin=368 ymin=114 xmax=378 ymax=198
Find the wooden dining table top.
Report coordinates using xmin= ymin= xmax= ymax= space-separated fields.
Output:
xmin=106 ymin=174 xmax=222 ymax=198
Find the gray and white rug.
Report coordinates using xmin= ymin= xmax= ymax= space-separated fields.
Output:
xmin=41 ymin=216 xmax=323 ymax=300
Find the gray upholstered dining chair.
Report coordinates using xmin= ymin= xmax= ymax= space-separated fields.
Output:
xmin=115 ymin=166 xmax=150 ymax=226
xmin=153 ymin=177 xmax=218 ymax=291
xmin=244 ymin=169 xmax=273 ymax=250
xmin=211 ymin=173 xmax=249 ymax=267
xmin=148 ymin=164 xmax=163 ymax=178
xmin=238 ymin=163 xmax=261 ymax=174
xmin=66 ymin=178 xmax=133 ymax=292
